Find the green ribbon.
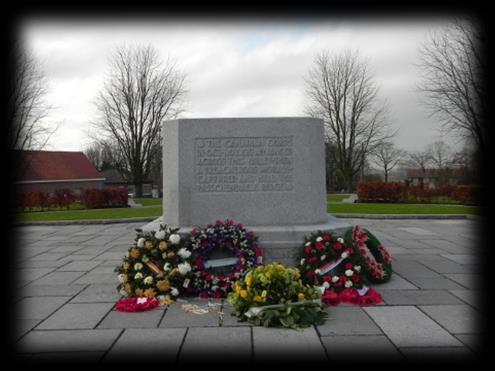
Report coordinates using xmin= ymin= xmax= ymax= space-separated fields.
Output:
xmin=244 ymin=299 xmax=322 ymax=318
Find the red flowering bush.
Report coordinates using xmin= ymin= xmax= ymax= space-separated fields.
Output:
xmin=82 ymin=188 xmax=128 ymax=209
xmin=451 ymin=185 xmax=479 ymax=205
xmin=357 ymin=181 xmax=406 ymax=203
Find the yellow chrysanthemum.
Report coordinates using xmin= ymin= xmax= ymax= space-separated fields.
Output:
xmin=158 ymin=241 xmax=169 ymax=251
xmin=294 ymin=271 xmax=301 ymax=280
xmin=240 ymin=290 xmax=248 ymax=299
xmin=297 ymin=293 xmax=305 ymax=301
xmin=144 ymin=241 xmax=154 ymax=250
xmin=122 ymin=261 xmax=130 ymax=271
xmin=156 ymin=280 xmax=170 ymax=292
xmin=261 ymin=290 xmax=267 ymax=298
xmin=135 ymin=288 xmax=144 ymax=296
xmin=245 ymin=275 xmax=253 ymax=287
xmin=167 ymin=252 xmax=176 ymax=258
xmin=253 ymin=295 xmax=263 ymax=302
xmin=276 ymin=264 xmax=284 ymax=271
xmin=130 ymin=248 xmax=140 ymax=259
xmin=160 ymin=295 xmax=173 ymax=306
xmin=144 ymin=288 xmax=156 ymax=298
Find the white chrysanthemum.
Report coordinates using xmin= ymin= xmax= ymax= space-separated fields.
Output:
xmin=320 ymin=255 xmax=326 ymax=261
xmin=134 ymin=272 xmax=143 ymax=280
xmin=134 ymin=263 xmax=143 ymax=271
xmin=316 ymin=236 xmax=323 ymax=242
xmin=300 ymin=258 xmax=305 ymax=265
xmin=169 ymin=234 xmax=181 ymax=245
xmin=354 ymin=265 xmax=361 ymax=272
xmin=315 ymin=269 xmax=321 ymax=275
xmin=337 ymin=237 xmax=344 ymax=244
xmin=332 ymin=276 xmax=339 ymax=283
xmin=120 ymin=288 xmax=128 ymax=297
xmin=178 ymin=262 xmax=191 ymax=275
xmin=323 ymin=282 xmax=330 ymax=289
xmin=137 ymin=238 xmax=145 ymax=248
xmin=345 ymin=269 xmax=354 ymax=277
xmin=344 ymin=281 xmax=353 ymax=288
xmin=178 ymin=248 xmax=191 ymax=259
xmin=118 ymin=274 xmax=126 ymax=283
xmin=341 ymin=251 xmax=349 ymax=259
xmin=163 ymin=262 xmax=171 ymax=271
xmin=162 ymin=252 xmax=168 ymax=259
xmin=141 ymin=255 xmax=149 ymax=263
xmin=143 ymin=276 xmax=153 ymax=285
xmin=155 ymin=230 xmax=166 ymax=240
xmin=305 ymin=241 xmax=311 ymax=246
xmin=171 ymin=287 xmax=179 ymax=296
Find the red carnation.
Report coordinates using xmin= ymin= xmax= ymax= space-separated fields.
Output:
xmin=323 ymin=275 xmax=331 ymax=282
xmin=352 ymin=274 xmax=360 ymax=282
xmin=316 ymin=242 xmax=325 ymax=250
xmin=304 ymin=246 xmax=312 ymax=254
xmin=199 ymin=291 xmax=209 ymax=299
xmin=321 ymin=290 xmax=340 ymax=306
xmin=191 ymin=227 xmax=199 ymax=234
xmin=255 ymin=247 xmax=262 ymax=257
xmin=323 ymin=235 xmax=331 ymax=242
xmin=333 ymin=242 xmax=343 ymax=250
xmin=306 ymin=271 xmax=315 ymax=277
xmin=212 ymin=291 xmax=223 ymax=299
xmin=339 ymin=275 xmax=347 ymax=283
xmin=345 ymin=263 xmax=353 ymax=270
xmin=308 ymin=257 xmax=317 ymax=264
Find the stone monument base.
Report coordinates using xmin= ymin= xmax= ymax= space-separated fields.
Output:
xmin=141 ymin=215 xmax=351 ymax=267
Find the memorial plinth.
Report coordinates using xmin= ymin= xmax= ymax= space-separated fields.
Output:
xmin=143 ymin=117 xmax=350 ymax=266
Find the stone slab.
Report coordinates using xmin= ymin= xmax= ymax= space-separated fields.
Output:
xmin=57 ymin=261 xmax=102 ymax=272
xmin=15 ymin=297 xmax=70 ymax=320
xmin=253 ymin=326 xmax=326 ymax=362
xmin=405 ymin=277 xmax=466 ymax=290
xmin=317 ymin=307 xmax=383 ymax=336
xmin=98 ymin=308 xmax=164 ymax=328
xmin=449 ymin=290 xmax=481 ymax=309
xmin=29 ymin=271 xmax=86 ymax=286
xmin=14 ymin=319 xmax=41 ymax=340
xmin=15 ymin=268 xmax=55 ymax=281
xmin=419 ymin=305 xmax=482 ymax=334
xmin=364 ymin=306 xmax=463 ymax=347
xmin=70 ymin=284 xmax=121 ymax=303
xmin=455 ymin=334 xmax=481 ymax=353
xmin=441 ymin=254 xmax=478 ymax=265
xmin=104 ymin=328 xmax=186 ymax=362
xmin=29 ymin=352 xmax=105 ymax=363
xmin=160 ymin=299 xmax=222 ymax=328
xmin=16 ymin=329 xmax=121 ymax=353
xmin=380 ymin=290 xmax=464 ymax=305
xmin=180 ymin=327 xmax=251 ymax=361
xmin=399 ymin=347 xmax=474 ymax=362
xmin=71 ymin=272 xmax=116 ymax=285
xmin=21 ymin=284 xmax=87 ymax=297
xmin=321 ymin=335 xmax=404 ymax=361
xmin=162 ymin=117 xmax=328 ymax=227
xmin=369 ymin=274 xmax=418 ymax=290
xmin=444 ymin=274 xmax=479 ymax=289
xmin=36 ymin=302 xmax=114 ymax=329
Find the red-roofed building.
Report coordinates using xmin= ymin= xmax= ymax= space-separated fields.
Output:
xmin=15 ymin=151 xmax=105 ymax=196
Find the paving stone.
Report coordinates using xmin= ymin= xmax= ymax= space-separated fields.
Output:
xmin=160 ymin=299 xmax=222 ymax=328
xmin=57 ymin=261 xmax=102 ymax=272
xmin=71 ymin=272 xmax=116 ymax=285
xmin=29 ymin=271 xmax=86 ymax=286
xmin=16 ymin=329 xmax=122 ymax=352
xmin=28 ymin=253 xmax=69 ymax=261
xmin=419 ymin=305 xmax=482 ymax=334
xmin=449 ymin=290 xmax=481 ymax=310
xmin=405 ymin=277 xmax=466 ymax=290
xmin=22 ymin=284 xmax=87 ymax=297
xmin=20 ymin=259 xmax=72 ymax=269
xmin=321 ymin=335 xmax=404 ymax=361
xmin=94 ymin=252 xmax=128 ymax=260
xmin=98 ymin=308 xmax=164 ymax=328
xmin=253 ymin=326 xmax=326 ymax=362
xmin=317 ymin=307 xmax=383 ymax=336
xmin=28 ymin=352 xmax=105 ymax=363
xmin=104 ymin=328 xmax=186 ymax=361
xmin=398 ymin=227 xmax=436 ymax=236
xmin=392 ymin=261 xmax=442 ymax=279
xmin=180 ymin=327 xmax=252 ymax=361
xmin=15 ymin=297 xmax=70 ymax=320
xmin=364 ymin=306 xmax=463 ymax=347
xmin=381 ymin=290 xmax=464 ymax=305
xmin=86 ymin=266 xmax=114 ymax=274
xmin=36 ymin=302 xmax=114 ymax=329
xmin=220 ymin=303 xmax=251 ymax=327
xmin=441 ymin=254 xmax=478 ymax=265
xmin=14 ymin=319 xmax=41 ymax=340
xmin=419 ymin=239 xmax=469 ymax=254
xmin=419 ymin=259 xmax=474 ymax=274
xmin=444 ymin=274 xmax=479 ymax=290
xmin=369 ymin=274 xmax=417 ymax=290
xmin=455 ymin=334 xmax=481 ymax=353
xmin=400 ymin=347 xmax=474 ymax=362
xmin=15 ymin=268 xmax=55 ymax=281
xmin=70 ymin=284 xmax=121 ymax=303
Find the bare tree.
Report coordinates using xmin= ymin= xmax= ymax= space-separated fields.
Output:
xmin=406 ymin=149 xmax=433 ymax=173
xmin=84 ymin=140 xmax=123 ymax=172
xmin=370 ymin=142 xmax=405 ymax=183
xmin=305 ymin=50 xmax=394 ymax=192
xmin=93 ymin=44 xmax=187 ymax=197
xmin=418 ymin=18 xmax=487 ymax=154
xmin=8 ymin=44 xmax=55 ymax=151
xmin=427 ymin=141 xmax=452 ymax=170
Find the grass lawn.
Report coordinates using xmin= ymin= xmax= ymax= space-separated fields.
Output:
xmin=134 ymin=198 xmax=162 ymax=206
xmin=16 ymin=206 xmax=162 ymax=222
xmin=327 ymin=202 xmax=479 ymax=215
xmin=327 ymin=194 xmax=351 ymax=203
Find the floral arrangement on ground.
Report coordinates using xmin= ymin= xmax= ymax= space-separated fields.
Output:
xmin=227 ymin=263 xmax=327 ymax=328
xmin=298 ymin=225 xmax=392 ymax=306
xmin=188 ymin=219 xmax=263 ymax=298
xmin=114 ymin=224 xmax=194 ymax=309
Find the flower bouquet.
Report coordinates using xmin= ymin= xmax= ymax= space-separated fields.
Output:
xmin=227 ymin=263 xmax=327 ymax=329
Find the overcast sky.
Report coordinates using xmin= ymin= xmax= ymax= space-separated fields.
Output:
xmin=21 ymin=16 xmax=461 ymax=153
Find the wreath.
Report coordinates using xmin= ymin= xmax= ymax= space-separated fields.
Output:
xmin=344 ymin=225 xmax=392 ymax=284
xmin=188 ymin=219 xmax=263 ymax=298
xmin=114 ymin=224 xmax=194 ymax=304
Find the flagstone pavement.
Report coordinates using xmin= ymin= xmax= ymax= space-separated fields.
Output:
xmin=12 ymin=219 xmax=485 ymax=363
